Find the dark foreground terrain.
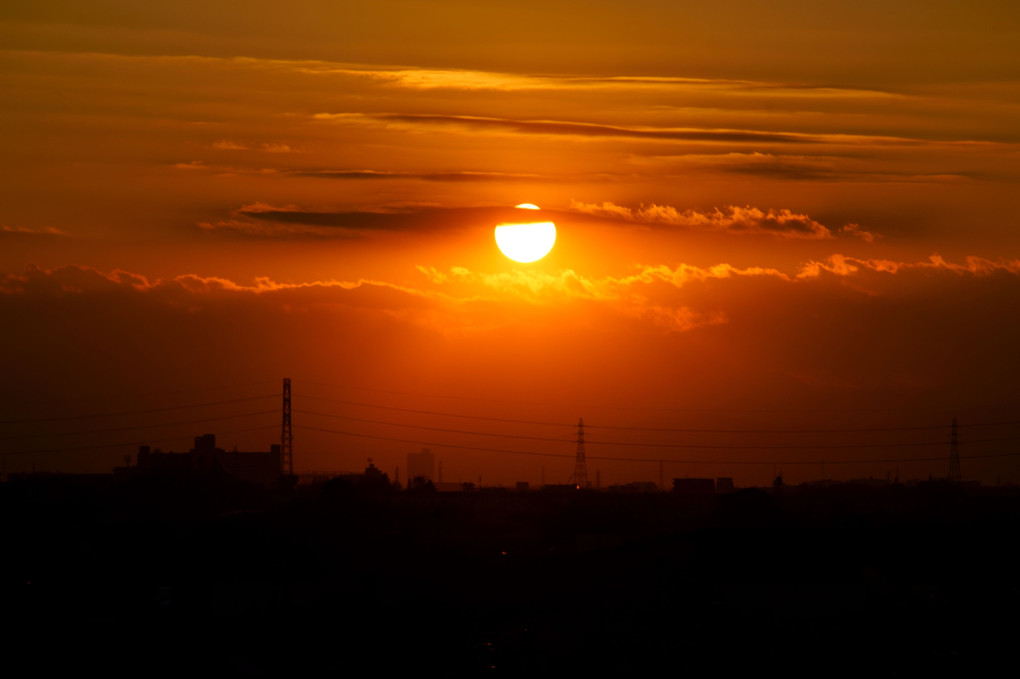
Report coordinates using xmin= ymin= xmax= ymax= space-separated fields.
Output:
xmin=4 ymin=474 xmax=1019 ymax=677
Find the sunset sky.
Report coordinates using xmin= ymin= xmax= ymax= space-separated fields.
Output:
xmin=3 ymin=1 xmax=1020 ymax=486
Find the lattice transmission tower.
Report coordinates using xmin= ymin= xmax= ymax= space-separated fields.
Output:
xmin=948 ymin=417 xmax=961 ymax=483
xmin=281 ymin=377 xmax=293 ymax=476
xmin=573 ymin=418 xmax=588 ymax=489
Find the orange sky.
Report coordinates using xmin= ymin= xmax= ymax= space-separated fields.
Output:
xmin=2 ymin=2 xmax=1020 ymax=486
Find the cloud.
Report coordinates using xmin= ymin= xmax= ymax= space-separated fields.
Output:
xmin=177 ymin=155 xmax=960 ymax=252
xmin=1 ymin=225 xmax=66 ymax=238
xmin=838 ymin=223 xmax=877 ymax=242
xmin=211 ymin=140 xmax=249 ymax=151
xmin=172 ymin=161 xmax=209 ymax=171
xmin=196 ymin=218 xmax=332 ymax=238
xmin=198 ymin=202 xmax=393 ymax=238
xmin=175 ymin=162 xmax=547 ymax=184
xmin=199 ymin=203 xmax=546 ymax=238
xmin=797 ymin=254 xmax=1020 ymax=279
xmin=656 ymin=151 xmax=974 ymax=184
xmin=0 ymin=265 xmax=145 ymax=296
xmin=172 ymin=160 xmax=283 ymax=177
xmin=290 ymin=169 xmax=544 ymax=182
xmin=0 ymin=265 xmax=447 ymax=316
xmin=617 ymin=263 xmax=793 ymax=287
xmin=7 ymin=254 xmax=1020 ymax=348
xmin=212 ymin=140 xmax=294 ymax=153
xmin=5 ymin=257 xmax=1020 ymax=447
xmin=316 ymin=112 xmax=823 ymax=145
xmin=6 ymin=50 xmax=905 ymax=102
xmin=313 ymin=65 xmax=791 ymax=95
xmin=466 ymin=267 xmax=736 ymax=332
xmin=410 ymin=261 xmax=795 ymax=338
xmin=569 ymin=200 xmax=841 ymax=239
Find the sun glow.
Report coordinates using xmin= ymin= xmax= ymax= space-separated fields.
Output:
xmin=495 ymin=204 xmax=557 ymax=263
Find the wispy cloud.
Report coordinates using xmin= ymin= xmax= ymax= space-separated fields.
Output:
xmin=198 ymin=199 xmax=878 ymax=242
xmin=798 ymin=254 xmax=1020 ymax=279
xmin=291 ymin=169 xmax=544 ymax=182
xmin=211 ymin=140 xmax=294 ymax=153
xmin=662 ymin=151 xmax=978 ymax=184
xmin=1 ymin=50 xmax=909 ymax=101
xmin=1 ymin=225 xmax=66 ymax=238
xmin=6 ymin=253 xmax=1020 ymax=354
xmin=0 ymin=264 xmax=444 ymax=308
xmin=173 ymin=161 xmax=546 ymax=184
xmin=416 ymin=261 xmax=791 ymax=310
xmin=198 ymin=203 xmax=536 ymax=238
xmin=315 ymin=113 xmax=826 ymax=145
xmin=569 ymin=200 xmax=860 ymax=240
xmin=210 ymin=140 xmax=248 ymax=151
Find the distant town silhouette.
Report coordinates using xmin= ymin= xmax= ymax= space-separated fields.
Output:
xmin=4 ymin=427 xmax=1018 ymax=675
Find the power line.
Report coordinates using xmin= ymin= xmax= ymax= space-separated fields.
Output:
xmin=296 ymin=407 xmax=1020 ymax=451
xmin=297 ymin=393 xmax=1018 ymax=435
xmin=1 ymin=380 xmax=279 ymax=409
xmin=0 ymin=395 xmax=278 ymax=425
xmin=296 ymin=408 xmax=573 ymax=443
xmin=299 ymin=395 xmax=572 ymax=428
xmin=298 ymin=424 xmax=574 ymax=460
xmin=0 ymin=409 xmax=278 ymax=442
xmin=0 ymin=424 xmax=279 ymax=457
xmin=583 ymin=437 xmax=1020 ymax=451
xmin=591 ymin=422 xmax=954 ymax=434
xmin=296 ymin=424 xmax=1020 ymax=466
xmin=299 ymin=380 xmax=521 ymax=405
xmin=297 ymin=379 xmax=969 ymax=415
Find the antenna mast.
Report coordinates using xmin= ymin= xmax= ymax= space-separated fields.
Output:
xmin=573 ymin=418 xmax=588 ymax=489
xmin=282 ymin=378 xmax=293 ymax=476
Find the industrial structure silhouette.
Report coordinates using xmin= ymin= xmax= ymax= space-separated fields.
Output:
xmin=0 ymin=376 xmax=990 ymax=489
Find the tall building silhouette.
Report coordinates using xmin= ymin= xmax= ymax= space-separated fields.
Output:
xmin=408 ymin=448 xmax=435 ymax=482
xmin=129 ymin=434 xmax=281 ymax=487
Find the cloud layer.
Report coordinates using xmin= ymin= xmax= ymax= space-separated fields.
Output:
xmin=4 ymin=254 xmax=1019 ymax=482
xmin=569 ymin=201 xmax=876 ymax=240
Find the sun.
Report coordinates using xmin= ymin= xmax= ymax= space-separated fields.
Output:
xmin=495 ymin=204 xmax=557 ymax=263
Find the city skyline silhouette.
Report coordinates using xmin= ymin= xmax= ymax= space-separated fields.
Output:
xmin=3 ymin=377 xmax=1012 ymax=488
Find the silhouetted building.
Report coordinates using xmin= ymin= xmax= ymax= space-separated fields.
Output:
xmin=608 ymin=481 xmax=659 ymax=493
xmin=407 ymin=448 xmax=435 ymax=482
xmin=672 ymin=478 xmax=715 ymax=495
xmin=542 ymin=483 xmax=583 ymax=493
xmin=127 ymin=434 xmax=281 ymax=487
xmin=434 ymin=481 xmax=473 ymax=492
xmin=716 ymin=477 xmax=735 ymax=493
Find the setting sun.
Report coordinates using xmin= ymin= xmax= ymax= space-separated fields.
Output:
xmin=494 ymin=204 xmax=557 ymax=263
